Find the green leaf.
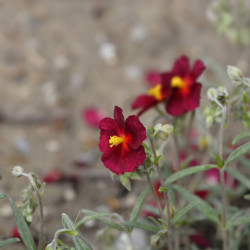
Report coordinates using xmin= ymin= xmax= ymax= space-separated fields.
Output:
xmin=164 ymin=165 xmax=217 ymax=186
xmin=0 ymin=238 xmax=20 ymax=248
xmin=120 ymin=175 xmax=131 ymax=191
xmin=154 ymin=155 xmax=162 ymax=165
xmin=232 ymin=132 xmax=250 ymax=145
xmin=121 ymin=220 xmax=160 ymax=233
xmin=9 ymin=198 xmax=36 ymax=250
xmin=215 ymin=154 xmax=224 ymax=168
xmin=172 ymin=201 xmax=200 ymax=225
xmin=225 ymin=142 xmax=250 ymax=166
xmin=59 ymin=229 xmax=78 ymax=236
xmin=62 ymin=213 xmax=90 ymax=250
xmin=159 ymin=187 xmax=168 ymax=194
xmin=228 ymin=215 xmax=250 ymax=227
xmin=130 ymin=187 xmax=149 ymax=222
xmin=0 ymin=193 xmax=6 ymax=200
xmin=174 ymin=185 xmax=218 ymax=223
xmin=226 ymin=168 xmax=250 ymax=189
xmin=78 ymin=210 xmax=125 ymax=231
xmin=75 ymin=212 xmax=110 ymax=229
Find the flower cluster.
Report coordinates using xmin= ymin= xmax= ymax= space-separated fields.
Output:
xmin=132 ymin=56 xmax=206 ymax=116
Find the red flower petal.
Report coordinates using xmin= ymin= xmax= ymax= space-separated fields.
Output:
xmin=191 ymin=60 xmax=206 ymax=81
xmin=11 ymin=226 xmax=22 ymax=240
xmin=166 ymin=83 xmax=201 ymax=116
xmin=145 ymin=71 xmax=161 ymax=86
xmin=114 ymin=106 xmax=125 ymax=131
xmin=125 ymin=115 xmax=147 ymax=149
xmin=172 ymin=56 xmax=190 ymax=77
xmin=101 ymin=145 xmax=145 ymax=175
xmin=132 ymin=94 xmax=159 ymax=116
xmin=43 ymin=169 xmax=64 ymax=184
xmin=82 ymin=107 xmax=106 ymax=128
xmin=190 ymin=234 xmax=210 ymax=248
xmin=99 ymin=118 xmax=119 ymax=152
xmin=194 ymin=190 xmax=210 ymax=200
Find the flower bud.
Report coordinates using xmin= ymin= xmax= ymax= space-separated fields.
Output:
xmin=207 ymin=88 xmax=218 ymax=101
xmin=12 ymin=166 xmax=24 ymax=177
xmin=227 ymin=65 xmax=243 ymax=84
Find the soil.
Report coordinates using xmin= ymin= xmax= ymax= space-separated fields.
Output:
xmin=0 ymin=0 xmax=249 ymax=249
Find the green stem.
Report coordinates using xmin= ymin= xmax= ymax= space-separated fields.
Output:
xmin=147 ymin=133 xmax=173 ymax=250
xmin=143 ymin=164 xmax=164 ymax=220
xmin=219 ymin=106 xmax=228 ymax=250
xmin=25 ymin=173 xmax=45 ymax=250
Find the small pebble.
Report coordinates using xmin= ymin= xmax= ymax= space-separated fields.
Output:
xmin=99 ymin=42 xmax=118 ymax=65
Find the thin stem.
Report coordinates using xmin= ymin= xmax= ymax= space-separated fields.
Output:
xmin=147 ymin=133 xmax=173 ymax=250
xmin=25 ymin=173 xmax=45 ymax=250
xmin=219 ymin=106 xmax=228 ymax=250
xmin=143 ymin=164 xmax=164 ymax=219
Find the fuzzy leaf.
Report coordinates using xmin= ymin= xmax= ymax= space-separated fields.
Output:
xmin=9 ymin=198 xmax=36 ymax=250
xmin=172 ymin=201 xmax=200 ymax=225
xmin=164 ymin=165 xmax=217 ymax=186
xmin=225 ymin=142 xmax=250 ymax=166
xmin=120 ymin=175 xmax=131 ymax=191
xmin=0 ymin=238 xmax=20 ymax=248
xmin=174 ymin=185 xmax=218 ymax=223
xmin=62 ymin=213 xmax=90 ymax=250
xmin=228 ymin=215 xmax=250 ymax=227
xmin=226 ymin=168 xmax=250 ymax=189
xmin=0 ymin=193 xmax=6 ymax=200
xmin=130 ymin=187 xmax=149 ymax=222
xmin=78 ymin=210 xmax=125 ymax=231
xmin=232 ymin=132 xmax=250 ymax=145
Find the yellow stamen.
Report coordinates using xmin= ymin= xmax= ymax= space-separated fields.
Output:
xmin=171 ymin=76 xmax=185 ymax=89
xmin=148 ymin=84 xmax=162 ymax=101
xmin=109 ymin=135 xmax=124 ymax=148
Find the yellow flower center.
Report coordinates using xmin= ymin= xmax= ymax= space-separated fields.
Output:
xmin=109 ymin=135 xmax=124 ymax=148
xmin=171 ymin=76 xmax=185 ymax=89
xmin=148 ymin=84 xmax=162 ymax=101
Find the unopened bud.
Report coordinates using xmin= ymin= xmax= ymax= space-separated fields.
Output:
xmin=207 ymin=88 xmax=218 ymax=101
xmin=12 ymin=166 xmax=24 ymax=177
xmin=227 ymin=65 xmax=243 ymax=84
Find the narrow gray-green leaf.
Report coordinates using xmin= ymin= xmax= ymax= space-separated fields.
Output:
xmin=172 ymin=201 xmax=200 ymax=225
xmin=164 ymin=165 xmax=217 ymax=186
xmin=225 ymin=142 xmax=250 ymax=166
xmin=174 ymin=185 xmax=218 ymax=223
xmin=121 ymin=220 xmax=160 ymax=233
xmin=228 ymin=215 xmax=250 ymax=227
xmin=232 ymin=132 xmax=250 ymax=145
xmin=0 ymin=193 xmax=6 ymax=200
xmin=62 ymin=213 xmax=90 ymax=250
xmin=130 ymin=187 xmax=149 ymax=222
xmin=9 ymin=198 xmax=36 ymax=250
xmin=75 ymin=212 xmax=110 ymax=229
xmin=226 ymin=168 xmax=250 ymax=189
xmin=0 ymin=238 xmax=20 ymax=248
xmin=78 ymin=210 xmax=124 ymax=231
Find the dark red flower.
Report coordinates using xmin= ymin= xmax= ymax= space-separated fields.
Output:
xmin=11 ymin=226 xmax=22 ymax=241
xmin=205 ymin=168 xmax=238 ymax=188
xmin=132 ymin=75 xmax=170 ymax=116
xmin=43 ymin=169 xmax=64 ymax=184
xmin=82 ymin=107 xmax=106 ymax=128
xmin=154 ymin=180 xmax=163 ymax=198
xmin=190 ymin=233 xmax=211 ymax=248
xmin=162 ymin=56 xmax=205 ymax=116
xmin=194 ymin=190 xmax=210 ymax=200
xmin=99 ymin=106 xmax=146 ymax=175
xmin=145 ymin=70 xmax=161 ymax=87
